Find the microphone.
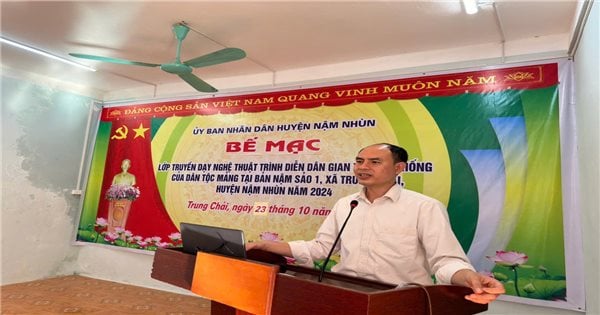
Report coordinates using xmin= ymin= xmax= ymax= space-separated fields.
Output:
xmin=318 ymin=200 xmax=359 ymax=282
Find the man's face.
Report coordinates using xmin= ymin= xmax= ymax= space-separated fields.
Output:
xmin=353 ymin=145 xmax=404 ymax=189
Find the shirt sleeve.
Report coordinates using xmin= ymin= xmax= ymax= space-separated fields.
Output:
xmin=288 ymin=198 xmax=346 ymax=267
xmin=417 ymin=199 xmax=475 ymax=284
xmin=288 ymin=240 xmax=314 ymax=267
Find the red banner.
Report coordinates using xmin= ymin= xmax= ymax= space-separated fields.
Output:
xmin=103 ymin=63 xmax=558 ymax=120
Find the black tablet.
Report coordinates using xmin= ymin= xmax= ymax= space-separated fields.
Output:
xmin=180 ymin=222 xmax=247 ymax=259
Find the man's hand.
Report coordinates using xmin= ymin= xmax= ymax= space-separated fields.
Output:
xmin=245 ymin=241 xmax=261 ymax=251
xmin=245 ymin=240 xmax=293 ymax=257
xmin=451 ymin=269 xmax=505 ymax=304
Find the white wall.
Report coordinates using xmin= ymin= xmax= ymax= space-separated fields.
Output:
xmin=1 ymin=3 xmax=598 ymax=314
xmin=1 ymin=78 xmax=92 ymax=283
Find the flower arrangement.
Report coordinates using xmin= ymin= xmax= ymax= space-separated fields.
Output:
xmin=105 ymin=184 xmax=140 ymax=201
xmin=486 ymin=249 xmax=566 ymax=300
xmin=259 ymin=231 xmax=282 ymax=241
xmin=168 ymin=232 xmax=182 ymax=247
xmin=487 ymin=250 xmax=528 ymax=267
xmin=487 ymin=250 xmax=528 ymax=296
xmin=80 ymin=217 xmax=182 ymax=251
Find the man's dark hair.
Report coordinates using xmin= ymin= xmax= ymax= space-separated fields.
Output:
xmin=381 ymin=143 xmax=408 ymax=163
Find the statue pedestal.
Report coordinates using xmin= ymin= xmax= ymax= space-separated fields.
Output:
xmin=107 ymin=199 xmax=132 ymax=233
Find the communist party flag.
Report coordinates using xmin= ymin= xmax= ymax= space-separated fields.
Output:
xmin=96 ymin=118 xmax=178 ymax=242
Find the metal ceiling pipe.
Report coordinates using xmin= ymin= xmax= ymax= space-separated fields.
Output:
xmin=492 ymin=1 xmax=507 ymax=63
xmin=568 ymin=0 xmax=595 ymax=58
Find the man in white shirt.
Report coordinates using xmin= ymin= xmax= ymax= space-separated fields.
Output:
xmin=247 ymin=143 xmax=504 ymax=304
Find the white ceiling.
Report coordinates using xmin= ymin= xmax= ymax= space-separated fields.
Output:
xmin=0 ymin=1 xmax=584 ymax=101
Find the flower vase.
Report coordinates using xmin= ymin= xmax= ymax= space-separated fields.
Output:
xmin=107 ymin=199 xmax=132 ymax=233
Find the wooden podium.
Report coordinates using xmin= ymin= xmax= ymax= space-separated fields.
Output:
xmin=151 ymin=248 xmax=487 ymax=315
xmin=191 ymin=251 xmax=279 ymax=315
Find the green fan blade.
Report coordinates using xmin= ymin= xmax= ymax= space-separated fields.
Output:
xmin=178 ymin=73 xmax=218 ymax=92
xmin=184 ymin=48 xmax=246 ymax=68
xmin=69 ymin=53 xmax=161 ymax=67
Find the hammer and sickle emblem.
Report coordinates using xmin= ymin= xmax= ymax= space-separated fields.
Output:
xmin=111 ymin=125 xmax=129 ymax=140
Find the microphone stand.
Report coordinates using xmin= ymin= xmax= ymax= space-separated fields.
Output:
xmin=318 ymin=201 xmax=358 ymax=282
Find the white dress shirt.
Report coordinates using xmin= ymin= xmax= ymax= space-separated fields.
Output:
xmin=289 ymin=184 xmax=475 ymax=285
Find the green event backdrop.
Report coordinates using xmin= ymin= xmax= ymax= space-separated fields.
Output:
xmin=77 ymin=63 xmax=573 ymax=306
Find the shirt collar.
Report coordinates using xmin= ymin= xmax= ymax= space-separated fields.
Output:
xmin=358 ymin=184 xmax=402 ymax=203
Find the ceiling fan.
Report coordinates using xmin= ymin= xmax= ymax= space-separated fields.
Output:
xmin=69 ymin=23 xmax=246 ymax=93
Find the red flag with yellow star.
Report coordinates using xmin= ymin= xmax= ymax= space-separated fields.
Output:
xmin=96 ymin=118 xmax=178 ymax=243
